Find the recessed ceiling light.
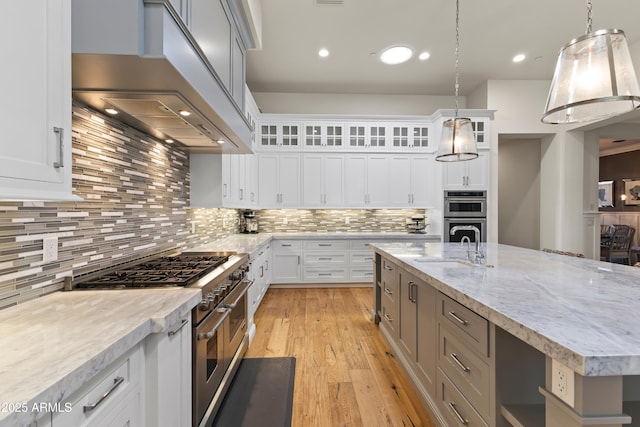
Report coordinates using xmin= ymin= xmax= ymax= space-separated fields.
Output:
xmin=217 ymin=139 xmax=225 ymax=144
xmin=165 ymin=139 xmax=174 ymax=144
xmin=318 ymin=48 xmax=329 ymax=58
xmin=179 ymin=110 xmax=191 ymax=117
xmin=379 ymin=46 xmax=413 ymax=65
xmin=512 ymin=53 xmax=526 ymax=63
xmin=105 ymin=108 xmax=118 ymax=115
xmin=418 ymin=51 xmax=430 ymax=61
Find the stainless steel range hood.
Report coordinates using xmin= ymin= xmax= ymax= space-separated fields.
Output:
xmin=72 ymin=0 xmax=253 ymax=154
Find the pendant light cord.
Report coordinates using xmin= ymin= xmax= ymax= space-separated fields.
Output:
xmin=586 ymin=0 xmax=592 ymax=33
xmin=454 ymin=0 xmax=460 ymax=117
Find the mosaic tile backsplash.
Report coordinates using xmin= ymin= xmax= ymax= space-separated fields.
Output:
xmin=254 ymin=209 xmax=429 ymax=233
xmin=0 ymin=103 xmax=237 ymax=309
xmin=0 ymin=103 xmax=430 ymax=310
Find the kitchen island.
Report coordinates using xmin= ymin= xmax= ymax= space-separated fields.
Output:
xmin=372 ymin=241 xmax=640 ymax=427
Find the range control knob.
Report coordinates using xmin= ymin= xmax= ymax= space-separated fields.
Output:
xmin=197 ymin=299 xmax=211 ymax=311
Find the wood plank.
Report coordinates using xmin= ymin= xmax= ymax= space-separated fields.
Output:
xmin=246 ymin=287 xmax=435 ymax=427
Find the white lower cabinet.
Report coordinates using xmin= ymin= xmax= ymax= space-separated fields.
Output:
xmin=144 ymin=315 xmax=192 ymax=427
xmin=248 ymin=241 xmax=272 ymax=342
xmin=271 ymin=240 xmax=302 ymax=283
xmin=53 ymin=343 xmax=144 ymax=427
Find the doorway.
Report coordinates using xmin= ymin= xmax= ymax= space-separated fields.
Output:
xmin=498 ymin=137 xmax=541 ymax=250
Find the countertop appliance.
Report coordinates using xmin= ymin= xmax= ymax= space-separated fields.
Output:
xmin=444 ymin=190 xmax=487 ymax=243
xmin=406 ymin=215 xmax=428 ymax=234
xmin=69 ymin=250 xmax=252 ymax=427
xmin=241 ymin=210 xmax=258 ymax=234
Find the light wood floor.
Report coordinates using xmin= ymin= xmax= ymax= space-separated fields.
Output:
xmin=245 ymin=287 xmax=436 ymax=427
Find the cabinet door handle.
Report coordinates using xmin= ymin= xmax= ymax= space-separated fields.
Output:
xmin=450 ymin=353 xmax=471 ymax=373
xmin=239 ymin=189 xmax=244 ymax=200
xmin=409 ymin=281 xmax=416 ymax=303
xmin=260 ymin=265 xmax=264 ymax=278
xmin=384 ymin=265 xmax=393 ymax=271
xmin=384 ymin=313 xmax=393 ymax=322
xmin=168 ymin=318 xmax=189 ymax=337
xmin=384 ymin=287 xmax=392 ymax=295
xmin=448 ymin=402 xmax=469 ymax=425
xmin=448 ymin=311 xmax=469 ymax=326
xmin=83 ymin=376 xmax=125 ymax=413
xmin=53 ymin=127 xmax=64 ymax=168
xmin=265 ymin=260 xmax=269 ymax=271
xmin=223 ymin=184 xmax=227 ymax=197
xmin=297 ymin=256 xmax=300 ymax=264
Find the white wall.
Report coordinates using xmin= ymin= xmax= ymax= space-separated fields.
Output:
xmin=252 ymin=92 xmax=461 ymax=115
xmin=498 ymin=138 xmax=540 ymax=250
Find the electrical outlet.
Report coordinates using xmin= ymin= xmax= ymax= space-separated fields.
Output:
xmin=551 ymin=359 xmax=575 ymax=407
xmin=43 ymin=237 xmax=58 ymax=263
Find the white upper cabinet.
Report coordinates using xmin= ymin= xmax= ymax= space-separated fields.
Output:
xmin=259 ymin=123 xmax=301 ymax=150
xmin=442 ymin=151 xmax=489 ymax=190
xmin=0 ymin=0 xmax=79 ymax=201
xmin=302 ymin=154 xmax=344 ymax=207
xmin=258 ymin=154 xmax=301 ymax=207
xmin=344 ymin=155 xmax=389 ymax=207
xmin=387 ymin=156 xmax=437 ymax=207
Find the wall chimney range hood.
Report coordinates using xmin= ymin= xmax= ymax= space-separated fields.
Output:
xmin=71 ymin=0 xmax=253 ymax=154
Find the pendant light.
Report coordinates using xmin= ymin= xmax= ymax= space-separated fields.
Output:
xmin=436 ymin=0 xmax=478 ymax=162
xmin=542 ymin=0 xmax=640 ymax=124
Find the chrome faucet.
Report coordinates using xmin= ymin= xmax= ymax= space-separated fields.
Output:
xmin=450 ymin=225 xmax=484 ymax=264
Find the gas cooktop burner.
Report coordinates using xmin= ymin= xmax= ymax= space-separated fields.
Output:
xmin=75 ymin=254 xmax=230 ymax=289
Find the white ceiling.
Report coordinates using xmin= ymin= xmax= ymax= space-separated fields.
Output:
xmin=246 ymin=0 xmax=640 ymax=97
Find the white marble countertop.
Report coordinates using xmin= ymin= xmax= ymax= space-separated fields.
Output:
xmin=188 ymin=232 xmax=440 ymax=255
xmin=371 ymin=241 xmax=640 ymax=377
xmin=0 ymin=288 xmax=200 ymax=427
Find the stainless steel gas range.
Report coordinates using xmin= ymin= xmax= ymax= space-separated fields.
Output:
xmin=67 ymin=250 xmax=252 ymax=427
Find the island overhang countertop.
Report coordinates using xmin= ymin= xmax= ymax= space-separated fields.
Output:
xmin=370 ymin=241 xmax=640 ymax=377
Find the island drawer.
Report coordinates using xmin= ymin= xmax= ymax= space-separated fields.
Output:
xmin=438 ymin=293 xmax=489 ymax=357
xmin=439 ymin=323 xmax=490 ymax=420
xmin=437 ymin=368 xmax=488 ymax=427
xmin=380 ymin=295 xmax=398 ymax=335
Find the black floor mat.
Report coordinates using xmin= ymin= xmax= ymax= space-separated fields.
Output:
xmin=212 ymin=357 xmax=296 ymax=427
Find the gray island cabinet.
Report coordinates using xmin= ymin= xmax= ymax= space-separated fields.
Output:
xmin=371 ymin=242 xmax=640 ymax=427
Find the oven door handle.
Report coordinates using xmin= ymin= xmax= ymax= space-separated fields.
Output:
xmin=223 ymin=279 xmax=253 ymax=309
xmin=197 ymin=308 xmax=230 ymax=341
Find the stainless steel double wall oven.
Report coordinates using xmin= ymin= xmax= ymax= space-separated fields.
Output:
xmin=443 ymin=190 xmax=487 ymax=242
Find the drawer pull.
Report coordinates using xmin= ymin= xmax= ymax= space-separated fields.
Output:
xmin=448 ymin=402 xmax=469 ymax=425
xmin=384 ymin=287 xmax=392 ymax=295
xmin=450 ymin=353 xmax=471 ymax=373
xmin=384 ymin=265 xmax=393 ymax=271
xmin=281 ymin=244 xmax=292 ymax=247
xmin=83 ymin=376 xmax=125 ymax=413
xmin=168 ymin=319 xmax=189 ymax=337
xmin=448 ymin=311 xmax=469 ymax=326
xmin=384 ymin=313 xmax=393 ymax=322
xmin=318 ymin=273 xmax=332 ymax=276
xmin=318 ymin=243 xmax=332 ymax=247
xmin=318 ymin=257 xmax=333 ymax=261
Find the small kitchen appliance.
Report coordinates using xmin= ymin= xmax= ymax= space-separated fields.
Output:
xmin=241 ymin=210 xmax=258 ymax=233
xmin=406 ymin=215 xmax=427 ymax=234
